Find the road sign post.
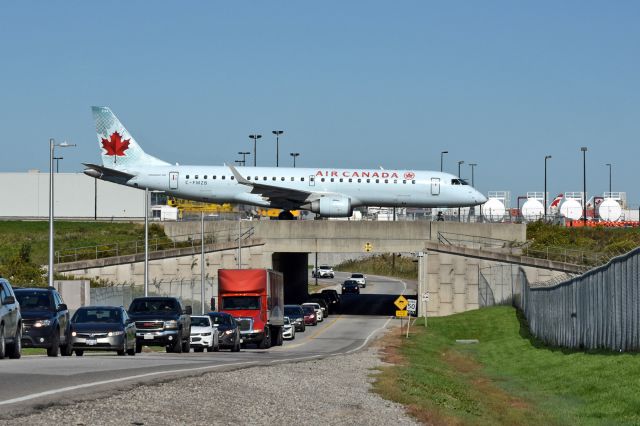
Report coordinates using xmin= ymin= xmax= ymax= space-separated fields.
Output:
xmin=417 ymin=251 xmax=428 ymax=328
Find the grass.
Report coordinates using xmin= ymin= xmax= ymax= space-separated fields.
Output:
xmin=0 ymin=220 xmax=171 ymax=266
xmin=334 ymin=254 xmax=417 ymax=280
xmin=374 ymin=306 xmax=640 ymax=425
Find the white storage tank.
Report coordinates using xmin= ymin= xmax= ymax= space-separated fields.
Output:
xmin=482 ymin=198 xmax=506 ymax=222
xmin=598 ymin=198 xmax=622 ymax=222
xmin=560 ymin=198 xmax=582 ymax=221
xmin=521 ymin=198 xmax=544 ymax=221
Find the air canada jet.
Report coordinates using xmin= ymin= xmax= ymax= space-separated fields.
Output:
xmin=84 ymin=107 xmax=487 ymax=219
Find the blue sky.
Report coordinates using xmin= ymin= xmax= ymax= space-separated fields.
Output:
xmin=1 ymin=1 xmax=639 ymax=206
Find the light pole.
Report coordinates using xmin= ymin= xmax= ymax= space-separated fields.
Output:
xmin=249 ymin=134 xmax=261 ymax=166
xmin=581 ymin=147 xmax=587 ymax=225
xmin=272 ymin=130 xmax=283 ymax=167
xmin=440 ymin=151 xmax=448 ymax=172
xmin=53 ymin=157 xmax=63 ymax=173
xmin=290 ymin=152 xmax=300 ymax=167
xmin=544 ymin=155 xmax=552 ymax=218
xmin=605 ymin=163 xmax=612 ymax=195
xmin=49 ymin=139 xmax=75 ymax=287
xmin=468 ymin=163 xmax=477 ymax=186
xmin=238 ymin=151 xmax=250 ymax=167
xmin=457 ymin=160 xmax=464 ymax=221
xmin=235 ymin=160 xmax=243 ymax=166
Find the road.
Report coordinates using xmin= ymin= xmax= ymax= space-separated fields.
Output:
xmin=0 ymin=273 xmax=415 ymax=418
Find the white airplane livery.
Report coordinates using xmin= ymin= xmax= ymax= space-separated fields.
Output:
xmin=84 ymin=107 xmax=487 ymax=219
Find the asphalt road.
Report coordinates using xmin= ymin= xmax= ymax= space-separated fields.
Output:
xmin=0 ymin=273 xmax=414 ymax=418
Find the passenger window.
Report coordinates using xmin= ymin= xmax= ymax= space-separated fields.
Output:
xmin=376 ymin=179 xmax=380 ymax=183
xmin=384 ymin=179 xmax=388 ymax=184
xmin=213 ymin=175 xmax=217 ymax=179
xmin=254 ymin=176 xmax=258 ymax=180
xmin=230 ymin=176 xmax=234 ymax=180
xmin=310 ymin=177 xmax=315 ymax=182
xmin=402 ymin=180 xmax=406 ymax=184
xmin=186 ymin=175 xmax=190 ymax=179
xmin=281 ymin=177 xmax=285 ymax=181
xmin=222 ymin=176 xmax=226 ymax=180
xmin=272 ymin=177 xmax=277 ymax=181
xmin=321 ymin=178 xmax=325 ymax=182
xmin=339 ymin=178 xmax=343 ymax=183
xmin=330 ymin=178 xmax=334 ymax=182
xmin=291 ymin=177 xmax=295 ymax=181
xmin=348 ymin=178 xmax=352 ymax=183
xmin=412 ymin=180 xmax=416 ymax=184
xmin=247 ymin=176 xmax=251 ymax=180
xmin=393 ymin=179 xmax=397 ymax=184
xmin=357 ymin=179 xmax=361 ymax=183
xmin=204 ymin=175 xmax=208 ymax=179
xmin=195 ymin=175 xmax=199 ymax=179
xmin=301 ymin=177 xmax=305 ymax=182
xmin=366 ymin=179 xmax=370 ymax=183
xmin=263 ymin=177 xmax=267 ymax=181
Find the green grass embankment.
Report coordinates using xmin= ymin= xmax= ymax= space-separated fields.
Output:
xmin=527 ymin=222 xmax=640 ymax=254
xmin=0 ymin=221 xmax=167 ymax=265
xmin=375 ymin=306 xmax=640 ymax=425
xmin=334 ymin=254 xmax=417 ymax=281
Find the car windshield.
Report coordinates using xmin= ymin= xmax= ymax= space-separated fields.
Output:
xmin=208 ymin=314 xmax=230 ymax=325
xmin=302 ymin=306 xmax=314 ymax=314
xmin=73 ymin=308 xmax=120 ymax=323
xmin=221 ymin=296 xmax=260 ymax=310
xmin=319 ymin=266 xmax=331 ymax=269
xmin=14 ymin=291 xmax=53 ymax=311
xmin=351 ymin=274 xmax=363 ymax=278
xmin=344 ymin=280 xmax=358 ymax=286
xmin=191 ymin=317 xmax=211 ymax=327
xmin=284 ymin=306 xmax=302 ymax=316
xmin=129 ymin=299 xmax=179 ymax=313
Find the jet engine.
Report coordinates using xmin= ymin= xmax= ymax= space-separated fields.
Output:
xmin=308 ymin=195 xmax=353 ymax=218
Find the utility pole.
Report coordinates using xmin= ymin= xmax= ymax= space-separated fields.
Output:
xmin=249 ymin=134 xmax=262 ymax=166
xmin=272 ymin=130 xmax=283 ymax=167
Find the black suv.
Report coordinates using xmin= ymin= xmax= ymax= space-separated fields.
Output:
xmin=14 ymin=287 xmax=72 ymax=357
xmin=128 ymin=297 xmax=192 ymax=353
xmin=0 ymin=278 xmax=22 ymax=359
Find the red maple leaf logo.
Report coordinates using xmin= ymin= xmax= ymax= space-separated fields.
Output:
xmin=101 ymin=131 xmax=130 ymax=157
xmin=404 ymin=172 xmax=415 ymax=180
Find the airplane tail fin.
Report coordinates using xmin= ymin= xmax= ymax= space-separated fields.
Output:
xmin=92 ymin=106 xmax=169 ymax=169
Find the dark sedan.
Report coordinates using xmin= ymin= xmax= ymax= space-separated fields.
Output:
xmin=70 ymin=306 xmax=136 ymax=356
xmin=207 ymin=312 xmax=241 ymax=352
xmin=284 ymin=305 xmax=306 ymax=332
xmin=342 ymin=280 xmax=360 ymax=294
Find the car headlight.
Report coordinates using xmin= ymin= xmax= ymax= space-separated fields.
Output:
xmin=108 ymin=331 xmax=124 ymax=336
xmin=164 ymin=320 xmax=178 ymax=329
xmin=34 ymin=320 xmax=52 ymax=328
xmin=71 ymin=331 xmax=77 ymax=337
xmin=224 ymin=330 xmax=234 ymax=335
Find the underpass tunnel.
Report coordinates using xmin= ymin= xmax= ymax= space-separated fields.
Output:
xmin=271 ymin=252 xmax=309 ymax=304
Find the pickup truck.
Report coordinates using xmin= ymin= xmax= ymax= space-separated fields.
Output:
xmin=128 ymin=297 xmax=192 ymax=353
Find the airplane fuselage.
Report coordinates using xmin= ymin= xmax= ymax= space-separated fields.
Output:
xmin=118 ymin=165 xmax=485 ymax=209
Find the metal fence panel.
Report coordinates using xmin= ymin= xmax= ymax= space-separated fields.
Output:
xmin=90 ymin=278 xmax=216 ymax=315
xmin=515 ymin=247 xmax=640 ymax=351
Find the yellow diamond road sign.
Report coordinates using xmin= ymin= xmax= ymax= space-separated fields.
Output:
xmin=394 ymin=295 xmax=408 ymax=310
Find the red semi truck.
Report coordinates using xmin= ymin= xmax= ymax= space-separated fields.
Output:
xmin=218 ymin=269 xmax=284 ymax=348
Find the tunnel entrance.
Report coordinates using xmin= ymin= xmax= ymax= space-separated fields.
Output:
xmin=271 ymin=252 xmax=309 ymax=304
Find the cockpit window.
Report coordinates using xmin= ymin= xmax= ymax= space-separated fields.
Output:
xmin=451 ymin=179 xmax=469 ymax=185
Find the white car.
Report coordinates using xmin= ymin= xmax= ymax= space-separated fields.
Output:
xmin=190 ymin=315 xmax=219 ymax=352
xmin=312 ymin=265 xmax=334 ymax=278
xmin=302 ymin=303 xmax=323 ymax=322
xmin=282 ymin=316 xmax=296 ymax=340
xmin=350 ymin=273 xmax=367 ymax=288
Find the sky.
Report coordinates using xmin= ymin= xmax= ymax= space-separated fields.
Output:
xmin=1 ymin=1 xmax=639 ymax=206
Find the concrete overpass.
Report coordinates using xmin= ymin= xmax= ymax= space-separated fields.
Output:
xmin=58 ymin=221 xmax=572 ymax=316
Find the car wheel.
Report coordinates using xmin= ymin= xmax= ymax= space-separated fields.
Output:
xmin=75 ymin=350 xmax=84 ymax=356
xmin=47 ymin=330 xmax=60 ymax=357
xmin=213 ymin=342 xmax=220 ymax=352
xmin=61 ymin=334 xmax=73 ymax=357
xmin=117 ymin=340 xmax=126 ymax=356
xmin=172 ymin=335 xmax=182 ymax=353
xmin=0 ymin=325 xmax=6 ymax=359
xmin=181 ymin=337 xmax=191 ymax=353
xmin=259 ymin=328 xmax=271 ymax=349
xmin=135 ymin=342 xmax=142 ymax=354
xmin=9 ymin=325 xmax=21 ymax=359
xmin=127 ymin=340 xmax=136 ymax=356
xmin=277 ymin=328 xmax=283 ymax=346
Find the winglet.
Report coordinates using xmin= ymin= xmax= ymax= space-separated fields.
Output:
xmin=228 ymin=164 xmax=251 ymax=186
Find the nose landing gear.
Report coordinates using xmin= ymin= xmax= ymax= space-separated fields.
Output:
xmin=278 ymin=210 xmax=295 ymax=220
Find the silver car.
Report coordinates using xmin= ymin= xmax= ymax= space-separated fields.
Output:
xmin=282 ymin=316 xmax=295 ymax=340
xmin=70 ymin=306 xmax=137 ymax=356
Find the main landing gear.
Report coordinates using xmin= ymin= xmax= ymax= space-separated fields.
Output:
xmin=278 ymin=210 xmax=295 ymax=220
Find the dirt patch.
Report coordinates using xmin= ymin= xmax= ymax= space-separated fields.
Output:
xmin=377 ymin=328 xmax=409 ymax=366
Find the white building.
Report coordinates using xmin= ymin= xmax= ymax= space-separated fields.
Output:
xmin=0 ymin=171 xmax=145 ymax=219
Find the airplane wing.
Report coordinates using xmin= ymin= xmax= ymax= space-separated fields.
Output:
xmin=228 ymin=164 xmax=313 ymax=208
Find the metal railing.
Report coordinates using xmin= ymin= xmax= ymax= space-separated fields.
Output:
xmin=436 ymin=231 xmax=519 ymax=250
xmin=55 ymin=226 xmax=255 ymax=264
xmin=514 ymin=246 xmax=640 ymax=351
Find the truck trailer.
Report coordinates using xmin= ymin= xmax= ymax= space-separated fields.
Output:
xmin=218 ymin=269 xmax=284 ymax=348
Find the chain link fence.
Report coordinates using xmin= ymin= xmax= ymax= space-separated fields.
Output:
xmin=479 ymin=265 xmax=519 ymax=307
xmin=514 ymin=247 xmax=640 ymax=351
xmin=90 ymin=278 xmax=216 ymax=315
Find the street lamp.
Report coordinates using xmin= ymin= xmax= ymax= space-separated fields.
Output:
xmin=440 ymin=151 xmax=448 ymax=172
xmin=468 ymin=163 xmax=477 ymax=186
xmin=605 ymin=163 xmax=612 ymax=195
xmin=272 ymin=130 xmax=283 ymax=167
xmin=248 ymin=134 xmax=262 ymax=166
xmin=238 ymin=151 xmax=250 ymax=167
xmin=581 ymin=147 xmax=587 ymax=225
xmin=53 ymin=157 xmax=63 ymax=173
xmin=49 ymin=139 xmax=76 ymax=287
xmin=544 ymin=155 xmax=552 ymax=219
xmin=290 ymin=152 xmax=300 ymax=167
xmin=457 ymin=160 xmax=464 ymax=221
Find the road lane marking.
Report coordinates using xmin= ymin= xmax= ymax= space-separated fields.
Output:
xmin=0 ymin=361 xmax=257 ymax=406
xmin=346 ymin=317 xmax=392 ymax=354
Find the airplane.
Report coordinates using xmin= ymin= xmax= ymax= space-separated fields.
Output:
xmin=84 ymin=107 xmax=487 ymax=219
